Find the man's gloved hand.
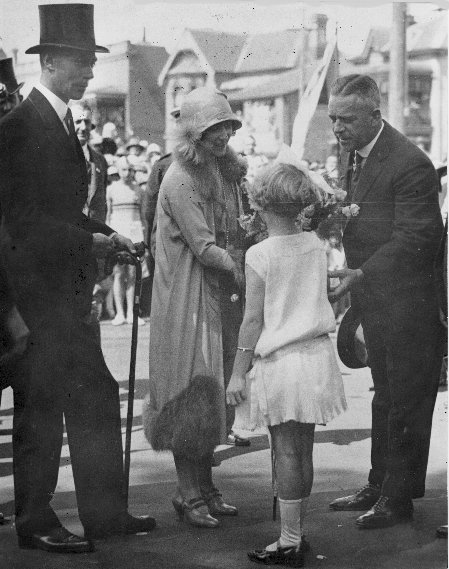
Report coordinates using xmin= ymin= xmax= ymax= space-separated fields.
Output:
xmin=110 ymin=232 xmax=136 ymax=255
xmin=91 ymin=233 xmax=115 ymax=258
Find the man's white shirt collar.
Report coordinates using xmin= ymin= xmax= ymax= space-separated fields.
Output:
xmin=35 ymin=83 xmax=68 ymax=129
xmin=358 ymin=122 xmax=384 ymax=159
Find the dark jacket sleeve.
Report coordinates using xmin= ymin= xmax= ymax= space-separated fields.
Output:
xmin=360 ymin=155 xmax=443 ymax=281
xmin=0 ymin=257 xmax=14 ymax=317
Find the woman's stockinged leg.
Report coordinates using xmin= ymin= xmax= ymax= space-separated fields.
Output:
xmin=197 ymin=453 xmax=238 ymax=516
xmin=112 ymin=265 xmax=126 ymax=323
xmin=197 ymin=453 xmax=215 ymax=496
xmin=173 ymin=454 xmax=201 ymax=503
xmin=173 ymin=454 xmax=220 ymax=528
xmin=125 ymin=265 xmax=136 ymax=322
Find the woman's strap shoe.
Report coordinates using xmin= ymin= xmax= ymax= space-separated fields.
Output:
xmin=18 ymin=527 xmax=94 ymax=553
xmin=182 ymin=498 xmax=220 ymax=528
xmin=204 ymin=490 xmax=238 ymax=516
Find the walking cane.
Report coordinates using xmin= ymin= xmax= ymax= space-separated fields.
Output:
xmin=110 ymin=242 xmax=146 ymax=506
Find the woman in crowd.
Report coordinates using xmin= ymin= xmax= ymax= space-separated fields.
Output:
xmin=145 ymin=88 xmax=247 ymax=528
xmin=106 ymin=156 xmax=146 ymax=326
xmin=227 ymin=151 xmax=347 ymax=567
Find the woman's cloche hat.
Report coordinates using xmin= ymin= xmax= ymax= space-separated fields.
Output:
xmin=179 ymin=88 xmax=242 ymax=135
xmin=26 ymin=4 xmax=109 ymax=55
xmin=337 ymin=306 xmax=368 ymax=369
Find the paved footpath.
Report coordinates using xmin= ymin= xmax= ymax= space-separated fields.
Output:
xmin=0 ymin=320 xmax=447 ymax=569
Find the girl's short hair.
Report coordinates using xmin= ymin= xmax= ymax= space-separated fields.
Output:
xmin=248 ymin=163 xmax=321 ymax=219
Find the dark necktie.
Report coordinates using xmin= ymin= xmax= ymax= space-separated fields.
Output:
xmin=64 ymin=108 xmax=76 ymax=139
xmin=351 ymin=151 xmax=363 ymax=196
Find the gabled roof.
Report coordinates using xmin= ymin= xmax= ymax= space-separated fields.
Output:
xmin=190 ymin=29 xmax=246 ymax=73
xmin=235 ymin=29 xmax=302 ymax=73
xmin=379 ymin=12 xmax=447 ymax=57
xmin=405 ymin=12 xmax=447 ymax=54
xmin=159 ymin=28 xmax=245 ymax=86
xmin=159 ymin=27 xmax=317 ymax=86
xmin=350 ymin=28 xmax=390 ymax=64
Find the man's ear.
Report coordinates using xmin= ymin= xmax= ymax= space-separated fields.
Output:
xmin=41 ymin=52 xmax=56 ymax=72
xmin=372 ymin=108 xmax=382 ymax=121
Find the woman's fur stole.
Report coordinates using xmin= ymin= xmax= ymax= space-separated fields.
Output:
xmin=143 ymin=375 xmax=222 ymax=460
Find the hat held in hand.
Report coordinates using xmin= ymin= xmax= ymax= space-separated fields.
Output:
xmin=337 ymin=306 xmax=368 ymax=369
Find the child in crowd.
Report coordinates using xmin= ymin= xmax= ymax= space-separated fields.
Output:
xmin=226 ymin=156 xmax=347 ymax=567
xmin=106 ymin=156 xmax=145 ymax=326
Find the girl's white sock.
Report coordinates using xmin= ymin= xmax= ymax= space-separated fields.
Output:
xmin=265 ymin=498 xmax=305 ymax=551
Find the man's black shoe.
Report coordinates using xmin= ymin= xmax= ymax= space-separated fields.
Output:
xmin=329 ymin=483 xmax=381 ymax=511
xmin=356 ymin=496 xmax=413 ymax=529
xmin=248 ymin=539 xmax=310 ymax=567
xmin=85 ymin=513 xmax=156 ymax=539
xmin=18 ymin=527 xmax=94 ymax=553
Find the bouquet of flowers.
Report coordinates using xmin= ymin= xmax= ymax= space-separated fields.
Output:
xmin=298 ymin=186 xmax=360 ymax=235
xmin=238 ymin=144 xmax=360 ymax=242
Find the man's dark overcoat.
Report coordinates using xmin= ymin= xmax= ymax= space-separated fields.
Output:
xmin=341 ymin=120 xmax=444 ymax=500
xmin=0 ymin=88 xmax=127 ymax=536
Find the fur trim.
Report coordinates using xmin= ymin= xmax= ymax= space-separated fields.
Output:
xmin=143 ymin=375 xmax=221 ymax=460
xmin=170 ymin=118 xmax=247 ymax=202
xmin=173 ymin=144 xmax=247 ymax=204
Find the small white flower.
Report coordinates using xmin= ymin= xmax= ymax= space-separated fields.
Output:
xmin=334 ymin=188 xmax=347 ymax=202
xmin=342 ymin=203 xmax=360 ymax=217
xmin=349 ymin=203 xmax=360 ymax=216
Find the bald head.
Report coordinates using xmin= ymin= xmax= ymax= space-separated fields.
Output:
xmin=71 ymin=101 xmax=94 ymax=146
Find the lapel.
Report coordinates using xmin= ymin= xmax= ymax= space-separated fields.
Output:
xmin=27 ymin=88 xmax=86 ymax=166
xmin=86 ymin=146 xmax=97 ymax=207
xmin=351 ymin=121 xmax=391 ymax=206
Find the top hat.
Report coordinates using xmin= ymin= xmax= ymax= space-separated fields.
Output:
xmin=26 ymin=4 xmax=109 ymax=55
xmin=337 ymin=306 xmax=368 ymax=369
xmin=0 ymin=58 xmax=24 ymax=95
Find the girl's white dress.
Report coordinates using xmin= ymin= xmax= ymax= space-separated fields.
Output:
xmin=244 ymin=231 xmax=347 ymax=427
xmin=107 ymin=180 xmax=144 ymax=242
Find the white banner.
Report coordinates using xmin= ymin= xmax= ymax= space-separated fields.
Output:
xmin=291 ymin=38 xmax=339 ymax=160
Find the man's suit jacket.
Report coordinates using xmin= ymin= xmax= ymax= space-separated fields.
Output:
xmin=0 ymin=88 xmax=114 ymax=327
xmin=142 ymin=152 xmax=172 ymax=256
xmin=341 ymin=120 xmax=443 ymax=306
xmin=84 ymin=145 xmax=108 ymax=223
